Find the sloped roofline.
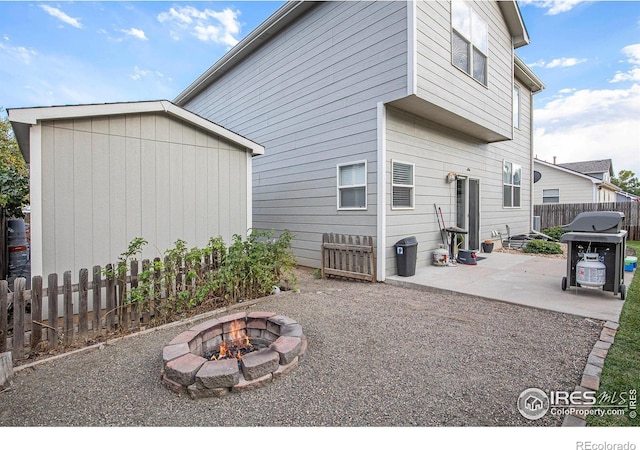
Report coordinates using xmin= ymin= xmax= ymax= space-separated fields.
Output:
xmin=515 ymin=54 xmax=544 ymax=93
xmin=8 ymin=100 xmax=265 ymax=162
xmin=534 ymin=158 xmax=621 ymax=191
xmin=174 ymin=0 xmax=531 ymax=106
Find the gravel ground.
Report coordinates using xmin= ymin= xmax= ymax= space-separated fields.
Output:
xmin=0 ymin=267 xmax=602 ymax=427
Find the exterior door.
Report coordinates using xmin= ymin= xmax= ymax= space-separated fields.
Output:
xmin=456 ymin=177 xmax=480 ymax=250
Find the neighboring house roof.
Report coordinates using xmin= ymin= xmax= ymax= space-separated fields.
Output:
xmin=617 ymin=190 xmax=640 ymax=201
xmin=557 ymin=159 xmax=614 ymax=177
xmin=174 ymin=0 xmax=531 ymax=106
xmin=8 ymin=100 xmax=265 ymax=162
xmin=534 ymin=158 xmax=620 ymax=191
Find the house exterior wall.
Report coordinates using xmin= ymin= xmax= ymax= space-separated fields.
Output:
xmin=183 ymin=1 xmax=409 ymax=268
xmin=414 ymin=1 xmax=514 ymax=140
xmin=385 ymin=88 xmax=532 ymax=276
xmin=37 ymin=112 xmax=249 ymax=277
xmin=533 ymin=162 xmax=595 ymax=204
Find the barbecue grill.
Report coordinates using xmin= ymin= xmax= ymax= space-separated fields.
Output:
xmin=560 ymin=211 xmax=627 ymax=300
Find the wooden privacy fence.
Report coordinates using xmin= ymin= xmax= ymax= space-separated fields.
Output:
xmin=321 ymin=233 xmax=376 ymax=282
xmin=0 ymin=253 xmax=225 ymax=361
xmin=534 ymin=202 xmax=640 ymax=240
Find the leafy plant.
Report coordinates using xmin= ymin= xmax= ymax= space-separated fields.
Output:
xmin=541 ymin=226 xmax=566 ymax=241
xmin=523 ymin=239 xmax=563 ymax=255
xmin=0 ymin=111 xmax=29 ymax=218
xmin=108 ymin=230 xmax=297 ymax=327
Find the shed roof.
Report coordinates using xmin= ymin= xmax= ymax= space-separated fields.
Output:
xmin=8 ymin=100 xmax=265 ymax=162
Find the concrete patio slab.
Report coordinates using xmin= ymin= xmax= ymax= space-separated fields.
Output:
xmin=386 ymin=252 xmax=633 ymax=322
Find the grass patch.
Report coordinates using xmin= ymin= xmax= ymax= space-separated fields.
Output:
xmin=587 ymin=241 xmax=640 ymax=426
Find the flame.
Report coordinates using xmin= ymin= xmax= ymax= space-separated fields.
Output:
xmin=213 ymin=319 xmax=252 ymax=360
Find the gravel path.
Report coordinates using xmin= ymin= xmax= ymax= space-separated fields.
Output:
xmin=0 ymin=267 xmax=602 ymax=427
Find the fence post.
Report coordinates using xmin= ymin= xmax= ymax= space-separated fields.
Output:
xmin=130 ymin=260 xmax=139 ymax=330
xmin=141 ymin=259 xmax=151 ymax=325
xmin=118 ymin=261 xmax=128 ymax=332
xmin=12 ymin=278 xmax=26 ymax=360
xmin=48 ymin=273 xmax=58 ymax=349
xmin=78 ymin=268 xmax=88 ymax=342
xmin=92 ymin=266 xmax=101 ymax=338
xmin=0 ymin=280 xmax=7 ymax=353
xmin=105 ymin=264 xmax=115 ymax=332
xmin=31 ymin=276 xmax=43 ymax=351
xmin=63 ymin=271 xmax=73 ymax=346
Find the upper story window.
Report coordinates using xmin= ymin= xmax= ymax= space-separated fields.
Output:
xmin=513 ymin=85 xmax=521 ymax=129
xmin=452 ymin=1 xmax=488 ymax=85
xmin=337 ymin=161 xmax=367 ymax=210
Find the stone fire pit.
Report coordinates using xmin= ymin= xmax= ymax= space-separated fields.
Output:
xmin=161 ymin=311 xmax=306 ymax=399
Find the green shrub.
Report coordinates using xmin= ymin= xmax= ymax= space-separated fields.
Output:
xmin=541 ymin=226 xmax=566 ymax=241
xmin=111 ymin=230 xmax=297 ymax=325
xmin=523 ymin=239 xmax=563 ymax=254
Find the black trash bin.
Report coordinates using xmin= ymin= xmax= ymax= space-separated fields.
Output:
xmin=395 ymin=236 xmax=418 ymax=277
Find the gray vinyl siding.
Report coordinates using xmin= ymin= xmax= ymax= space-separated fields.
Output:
xmin=39 ymin=113 xmax=249 ymax=278
xmin=415 ymin=1 xmax=514 ymax=139
xmin=184 ymin=1 xmax=408 ymax=268
xmin=385 ymin=98 xmax=531 ymax=276
xmin=533 ymin=163 xmax=596 ymax=204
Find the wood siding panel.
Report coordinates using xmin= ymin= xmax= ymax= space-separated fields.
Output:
xmin=39 ymin=113 xmax=250 ymax=279
xmin=415 ymin=1 xmax=514 ymax=138
xmin=185 ymin=1 xmax=408 ymax=269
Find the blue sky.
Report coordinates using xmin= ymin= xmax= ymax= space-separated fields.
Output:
xmin=1 ymin=1 xmax=639 ymax=179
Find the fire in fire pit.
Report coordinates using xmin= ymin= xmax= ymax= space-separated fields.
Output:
xmin=161 ymin=311 xmax=307 ymax=399
xmin=206 ymin=319 xmax=268 ymax=363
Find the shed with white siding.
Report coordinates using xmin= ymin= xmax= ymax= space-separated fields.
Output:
xmin=8 ymin=100 xmax=263 ymax=278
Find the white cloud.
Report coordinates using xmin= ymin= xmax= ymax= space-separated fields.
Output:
xmin=533 ymin=84 xmax=640 ymax=176
xmin=0 ymin=41 xmax=38 ymax=64
xmin=39 ymin=5 xmax=83 ymax=29
xmin=121 ymin=28 xmax=148 ymax=41
xmin=519 ymin=0 xmax=585 ymax=15
xmin=529 ymin=57 xmax=587 ymax=69
xmin=157 ymin=6 xmax=240 ymax=47
xmin=610 ymin=44 xmax=640 ymax=82
xmin=130 ymin=66 xmax=166 ymax=81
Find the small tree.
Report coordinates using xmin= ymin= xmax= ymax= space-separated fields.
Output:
xmin=0 ymin=110 xmax=29 ymax=218
xmin=611 ymin=169 xmax=640 ymax=197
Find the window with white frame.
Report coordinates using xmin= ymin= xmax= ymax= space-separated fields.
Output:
xmin=337 ymin=161 xmax=367 ymax=210
xmin=542 ymin=189 xmax=559 ymax=204
xmin=452 ymin=1 xmax=488 ymax=85
xmin=513 ymin=85 xmax=520 ymax=129
xmin=392 ymin=161 xmax=415 ymax=209
xmin=503 ymin=161 xmax=521 ymax=208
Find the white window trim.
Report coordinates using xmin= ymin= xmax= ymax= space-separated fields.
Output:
xmin=503 ymin=160 xmax=522 ymax=209
xmin=391 ymin=160 xmax=415 ymax=210
xmin=337 ymin=160 xmax=368 ymax=211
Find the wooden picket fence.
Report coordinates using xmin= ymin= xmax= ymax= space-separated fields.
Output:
xmin=0 ymin=253 xmax=227 ymax=362
xmin=534 ymin=202 xmax=640 ymax=240
xmin=321 ymin=233 xmax=376 ymax=282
